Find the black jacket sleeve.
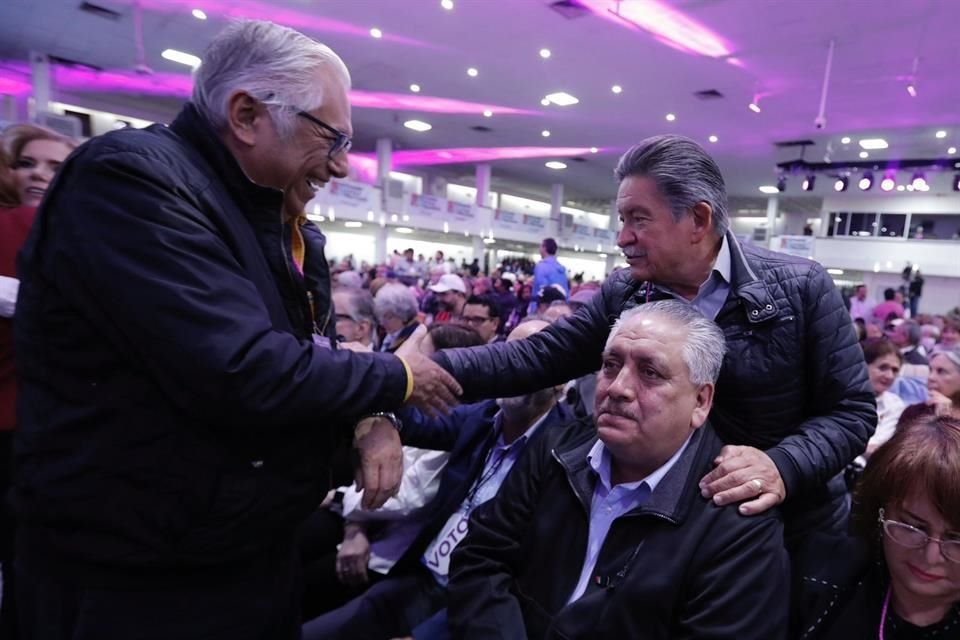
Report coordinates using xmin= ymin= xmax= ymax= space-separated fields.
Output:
xmin=765 ymin=264 xmax=876 ymax=497
xmin=39 ymin=147 xmax=408 ymax=429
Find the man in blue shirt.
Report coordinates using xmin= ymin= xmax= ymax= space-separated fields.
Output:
xmin=528 ymin=237 xmax=568 ymax=314
xmin=447 ymin=300 xmax=789 ymax=639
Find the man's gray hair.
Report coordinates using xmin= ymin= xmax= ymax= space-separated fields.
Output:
xmin=605 ymin=300 xmax=726 ymax=386
xmin=613 ymin=135 xmax=729 ymax=237
xmin=900 ymin=320 xmax=922 ymax=346
xmin=193 ymin=19 xmax=351 ymax=139
xmin=374 ymin=283 xmax=419 ymax=324
xmin=336 ymin=288 xmax=375 ymax=339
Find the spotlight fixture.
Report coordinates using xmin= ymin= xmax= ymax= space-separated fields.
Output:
xmin=953 ymin=174 xmax=960 ymax=191
xmin=858 ymin=171 xmax=874 ymax=191
xmin=611 ymin=85 xmax=623 ymax=94
xmin=665 ymin=113 xmax=676 ymax=122
xmin=441 ymin=0 xmax=454 ymax=9
xmin=369 ymin=27 xmax=383 ymax=38
xmin=708 ymin=135 xmax=718 ymax=143
xmin=834 ymin=176 xmax=849 ymax=192
xmin=840 ymin=136 xmax=851 ymax=144
xmin=911 ymin=172 xmax=927 ymax=190
xmin=776 ymin=175 xmax=787 ymax=192
xmin=950 ymin=147 xmax=958 ymax=155
xmin=748 ymin=102 xmax=761 ymax=113
xmin=936 ymin=130 xmax=947 ymax=139
xmin=906 ymin=83 xmax=917 ymax=97
xmin=801 ymin=175 xmax=815 ymax=191
xmin=539 ymin=48 xmax=552 ymax=59
xmin=467 ymin=67 xmax=478 ymax=77
xmin=409 ymin=83 xmax=421 ymax=93
xmin=880 ymin=173 xmax=896 ymax=191
xmin=191 ymin=8 xmax=207 ymax=20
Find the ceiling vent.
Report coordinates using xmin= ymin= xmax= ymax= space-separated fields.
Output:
xmin=79 ymin=1 xmax=122 ymax=20
xmin=774 ymin=139 xmax=816 ymax=148
xmin=470 ymin=125 xmax=492 ymax=132
xmin=548 ymin=0 xmax=590 ymax=19
xmin=570 ymin=157 xmax=587 ymax=163
xmin=694 ymin=89 xmax=724 ymax=100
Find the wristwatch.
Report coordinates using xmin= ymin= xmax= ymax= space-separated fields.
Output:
xmin=365 ymin=411 xmax=403 ymax=434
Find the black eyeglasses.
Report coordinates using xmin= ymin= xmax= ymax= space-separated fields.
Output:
xmin=296 ymin=111 xmax=352 ymax=158
xmin=879 ymin=508 xmax=960 ymax=563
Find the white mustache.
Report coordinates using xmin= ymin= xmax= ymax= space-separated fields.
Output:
xmin=622 ymin=248 xmax=646 ymax=259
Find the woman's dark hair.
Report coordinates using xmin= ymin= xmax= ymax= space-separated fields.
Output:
xmin=860 ymin=337 xmax=901 ymax=365
xmin=852 ymin=413 xmax=960 ymax=544
xmin=426 ymin=323 xmax=484 ymax=351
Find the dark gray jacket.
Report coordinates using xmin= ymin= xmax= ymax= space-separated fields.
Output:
xmin=436 ymin=234 xmax=876 ymax=527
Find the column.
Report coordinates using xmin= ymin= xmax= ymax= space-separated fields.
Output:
xmin=375 ymin=138 xmax=392 ymax=185
xmin=30 ymin=51 xmax=51 ymax=121
xmin=549 ymin=183 xmax=563 ymax=239
xmin=765 ymin=195 xmax=779 ymax=242
xmin=374 ymin=224 xmax=389 ymax=265
xmin=475 ymin=164 xmax=491 ymax=208
xmin=471 ymin=235 xmax=485 ymax=266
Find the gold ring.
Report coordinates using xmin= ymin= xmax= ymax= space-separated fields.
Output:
xmin=751 ymin=479 xmax=763 ymax=494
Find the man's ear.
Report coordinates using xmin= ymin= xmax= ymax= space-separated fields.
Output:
xmin=688 ymin=202 xmax=714 ymax=243
xmin=690 ymin=382 xmax=715 ymax=430
xmin=225 ymin=91 xmax=262 ymax=147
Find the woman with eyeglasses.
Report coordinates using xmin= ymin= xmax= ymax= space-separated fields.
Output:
xmin=799 ymin=412 xmax=960 ymax=639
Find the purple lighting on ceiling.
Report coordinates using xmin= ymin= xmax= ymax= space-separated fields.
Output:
xmin=0 ymin=63 xmax=194 ymax=98
xmin=578 ymin=0 xmax=734 ymax=59
xmin=115 ymin=0 xmax=434 ymax=48
xmin=350 ymin=91 xmax=535 ymax=115
xmin=358 ymin=147 xmax=604 ymax=168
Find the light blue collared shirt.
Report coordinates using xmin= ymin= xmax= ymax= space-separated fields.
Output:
xmin=567 ymin=435 xmax=693 ymax=603
xmin=655 ymin=235 xmax=731 ymax=320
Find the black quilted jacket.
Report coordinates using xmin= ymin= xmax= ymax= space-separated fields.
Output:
xmin=436 ymin=233 xmax=876 ymax=510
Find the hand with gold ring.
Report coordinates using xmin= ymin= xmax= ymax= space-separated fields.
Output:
xmin=698 ymin=445 xmax=786 ymax=516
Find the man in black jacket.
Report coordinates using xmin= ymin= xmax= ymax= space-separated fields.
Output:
xmin=448 ymin=301 xmax=789 ymax=639
xmin=12 ymin=19 xmax=459 ymax=640
xmin=435 ymin=135 xmax=876 ymax=544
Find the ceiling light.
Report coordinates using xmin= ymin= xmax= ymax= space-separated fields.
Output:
xmin=776 ymin=175 xmax=787 ymax=192
xmin=403 ymin=119 xmax=432 ymax=132
xmin=748 ymin=102 xmax=761 ymax=113
xmin=467 ymin=67 xmax=478 ymax=77
xmin=708 ymin=135 xmax=718 ymax=143
xmin=539 ymin=48 xmax=551 ymax=59
xmin=950 ymin=147 xmax=958 ymax=155
xmin=161 ymin=49 xmax=201 ymax=68
xmin=936 ymin=130 xmax=947 ymax=139
xmin=906 ymin=184 xmax=915 ymax=191
xmin=834 ymin=177 xmax=849 ymax=192
xmin=540 ymin=98 xmax=550 ymax=106
xmin=859 ymin=138 xmax=888 ymax=150
xmin=482 ymin=109 xmax=493 ymax=117
xmin=369 ymin=27 xmax=383 ymax=38
xmin=906 ymin=83 xmax=917 ymax=97
xmin=758 ymin=185 xmax=779 ymax=194
xmin=859 ymin=151 xmax=869 ymax=159
xmin=483 ymin=237 xmax=496 ymax=244
xmin=880 ymin=173 xmax=896 ymax=191
xmin=911 ymin=172 xmax=927 ymax=190
xmin=801 ymin=175 xmax=815 ymax=191
xmin=544 ymin=92 xmax=579 ymax=106
xmin=953 ymin=174 xmax=960 ymax=191
xmin=840 ymin=136 xmax=851 ymax=144
xmin=545 ymin=161 xmax=567 ymax=170
xmin=191 ymin=8 xmax=207 ymax=20
xmin=896 ymin=185 xmax=905 ymax=191
xmin=441 ymin=0 xmax=454 ymax=9
xmin=541 ymin=130 xmax=551 ymax=137
xmin=665 ymin=113 xmax=676 ymax=122
xmin=396 ymin=226 xmax=414 ymax=233
xmin=827 ymin=268 xmax=845 ymax=275
xmin=611 ymin=85 xmax=623 ymax=94
xmin=590 ymin=147 xmax=598 ymax=153
xmin=409 ymin=84 xmax=421 ymax=93
xmin=344 ymin=221 xmax=363 ymax=228
xmin=858 ymin=171 xmax=874 ymax=191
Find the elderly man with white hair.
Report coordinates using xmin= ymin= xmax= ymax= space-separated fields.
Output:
xmin=12 ymin=19 xmax=460 ymax=639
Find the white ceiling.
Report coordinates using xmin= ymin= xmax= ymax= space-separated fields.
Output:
xmin=2 ymin=0 xmax=959 ymax=204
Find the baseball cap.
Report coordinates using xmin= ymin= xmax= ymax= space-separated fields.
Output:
xmin=429 ymin=273 xmax=467 ymax=294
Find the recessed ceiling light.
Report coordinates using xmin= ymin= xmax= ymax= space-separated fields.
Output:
xmin=840 ymin=136 xmax=851 ymax=144
xmin=708 ymin=135 xmax=718 ymax=143
xmin=539 ymin=48 xmax=552 ymax=59
xmin=161 ymin=49 xmax=201 ymax=68
xmin=404 ymin=119 xmax=432 ymax=132
xmin=191 ymin=8 xmax=207 ymax=20
xmin=950 ymin=147 xmax=958 ymax=154
xmin=369 ymin=27 xmax=383 ymax=38
xmin=409 ymin=83 xmax=421 ymax=93
xmin=748 ymin=102 xmax=761 ymax=113
xmin=545 ymin=161 xmax=567 ymax=170
xmin=467 ymin=67 xmax=478 ymax=77
xmin=440 ymin=0 xmax=454 ymax=9
xmin=541 ymin=130 xmax=551 ymax=137
xmin=396 ymin=226 xmax=414 ymax=234
xmin=611 ymin=85 xmax=623 ymax=94
xmin=540 ymin=98 xmax=550 ymax=106
xmin=590 ymin=147 xmax=598 ymax=153
xmin=482 ymin=109 xmax=493 ymax=117
xmin=483 ymin=237 xmax=496 ymax=244
xmin=344 ymin=221 xmax=363 ymax=228
xmin=896 ymin=185 xmax=905 ymax=191
xmin=859 ymin=138 xmax=888 ymax=150
xmin=758 ymin=185 xmax=779 ymax=194
xmin=665 ymin=113 xmax=676 ymax=122
xmin=859 ymin=151 xmax=869 ymax=159
xmin=936 ymin=130 xmax=947 ymax=138
xmin=544 ymin=92 xmax=579 ymax=106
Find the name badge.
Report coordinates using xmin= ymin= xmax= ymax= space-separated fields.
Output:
xmin=312 ymin=334 xmax=333 ymax=350
xmin=422 ymin=510 xmax=471 ymax=578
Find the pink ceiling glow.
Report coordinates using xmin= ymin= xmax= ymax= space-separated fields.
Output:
xmin=358 ymin=147 xmax=605 ymax=168
xmin=350 ymin=91 xmax=535 ymax=115
xmin=116 ymin=0 xmax=434 ymax=48
xmin=578 ymin=0 xmax=734 ymax=60
xmin=0 ymin=63 xmax=193 ymax=97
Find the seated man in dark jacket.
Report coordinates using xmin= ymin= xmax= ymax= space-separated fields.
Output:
xmin=303 ymin=319 xmax=582 ymax=640
xmin=448 ymin=300 xmax=789 ymax=640
xmin=435 ymin=134 xmax=876 ymax=546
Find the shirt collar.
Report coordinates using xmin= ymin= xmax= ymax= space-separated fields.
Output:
xmin=711 ymin=235 xmax=731 ymax=285
xmin=587 ymin=433 xmax=694 ymax=493
xmin=492 ymin=404 xmax=554 ymax=450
